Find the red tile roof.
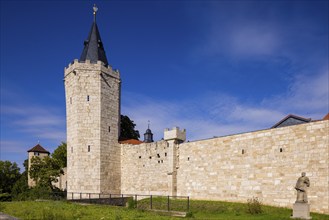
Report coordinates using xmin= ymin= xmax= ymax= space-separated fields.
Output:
xmin=323 ymin=113 xmax=329 ymax=120
xmin=27 ymin=144 xmax=50 ymax=154
xmin=119 ymin=139 xmax=143 ymax=145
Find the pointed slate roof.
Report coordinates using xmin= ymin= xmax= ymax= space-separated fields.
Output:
xmin=27 ymin=144 xmax=50 ymax=154
xmin=79 ymin=6 xmax=109 ymax=66
xmin=271 ymin=114 xmax=312 ymax=128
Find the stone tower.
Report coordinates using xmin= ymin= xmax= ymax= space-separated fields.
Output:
xmin=64 ymin=5 xmax=121 ymax=195
xmin=27 ymin=144 xmax=50 ymax=187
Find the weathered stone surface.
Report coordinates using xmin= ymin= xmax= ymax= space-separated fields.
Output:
xmin=291 ymin=203 xmax=312 ymax=219
xmin=121 ymin=120 xmax=328 ymax=214
xmin=65 ymin=60 xmax=121 ymax=196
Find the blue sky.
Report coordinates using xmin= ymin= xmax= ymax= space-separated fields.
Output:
xmin=1 ymin=0 xmax=328 ymax=170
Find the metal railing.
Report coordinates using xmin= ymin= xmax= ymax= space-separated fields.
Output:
xmin=67 ymin=192 xmax=190 ymax=212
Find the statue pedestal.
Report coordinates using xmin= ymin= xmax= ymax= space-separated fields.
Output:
xmin=291 ymin=203 xmax=312 ymax=219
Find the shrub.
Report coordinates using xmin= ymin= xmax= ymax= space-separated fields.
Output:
xmin=0 ymin=192 xmax=12 ymax=201
xmin=246 ymin=197 xmax=263 ymax=214
xmin=127 ymin=197 xmax=136 ymax=209
xmin=186 ymin=211 xmax=194 ymax=218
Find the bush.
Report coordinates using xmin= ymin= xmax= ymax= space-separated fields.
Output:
xmin=0 ymin=192 xmax=12 ymax=201
xmin=246 ymin=197 xmax=263 ymax=214
xmin=186 ymin=211 xmax=194 ymax=218
xmin=127 ymin=197 xmax=136 ymax=209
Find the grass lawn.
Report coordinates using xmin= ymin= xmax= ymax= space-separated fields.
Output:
xmin=1 ymin=200 xmax=328 ymax=219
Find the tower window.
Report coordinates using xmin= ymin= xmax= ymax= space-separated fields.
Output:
xmin=70 ymin=97 xmax=72 ymax=104
xmin=88 ymin=145 xmax=90 ymax=152
xmin=108 ymin=126 xmax=111 ymax=132
xmin=280 ymin=148 xmax=283 ymax=152
xmin=242 ymin=149 xmax=245 ymax=154
xmin=87 ymin=95 xmax=90 ymax=101
xmin=157 ymin=154 xmax=160 ymax=158
xmin=165 ymin=153 xmax=167 ymax=157
xmin=34 ymin=152 xmax=40 ymax=156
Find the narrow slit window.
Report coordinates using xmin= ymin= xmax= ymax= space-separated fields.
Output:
xmin=88 ymin=145 xmax=90 ymax=152
xmin=242 ymin=149 xmax=245 ymax=154
xmin=71 ymin=147 xmax=73 ymax=153
xmin=165 ymin=153 xmax=167 ymax=157
xmin=70 ymin=97 xmax=72 ymax=104
xmin=149 ymin=156 xmax=152 ymax=159
xmin=139 ymin=156 xmax=141 ymax=159
xmin=87 ymin=95 xmax=90 ymax=101
xmin=108 ymin=126 xmax=111 ymax=132
xmin=187 ymin=157 xmax=190 ymax=161
xmin=157 ymin=153 xmax=160 ymax=158
xmin=280 ymin=148 xmax=283 ymax=152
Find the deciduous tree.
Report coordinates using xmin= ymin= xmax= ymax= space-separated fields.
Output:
xmin=29 ymin=156 xmax=63 ymax=190
xmin=0 ymin=160 xmax=20 ymax=193
xmin=52 ymin=142 xmax=67 ymax=168
xmin=120 ymin=115 xmax=140 ymax=140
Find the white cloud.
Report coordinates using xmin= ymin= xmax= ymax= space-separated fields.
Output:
xmin=265 ymin=70 xmax=329 ymax=118
xmin=0 ymin=140 xmax=28 ymax=154
xmin=1 ymin=105 xmax=66 ymax=141
xmin=122 ymin=72 xmax=328 ymax=142
xmin=228 ymin=26 xmax=279 ymax=57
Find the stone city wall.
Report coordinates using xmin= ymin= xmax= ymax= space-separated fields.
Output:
xmin=121 ymin=120 xmax=328 ymax=214
xmin=121 ymin=141 xmax=170 ymax=195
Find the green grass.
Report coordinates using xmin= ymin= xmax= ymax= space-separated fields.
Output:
xmin=1 ymin=199 xmax=328 ymax=220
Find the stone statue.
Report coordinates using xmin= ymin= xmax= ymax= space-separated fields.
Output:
xmin=295 ymin=172 xmax=310 ymax=203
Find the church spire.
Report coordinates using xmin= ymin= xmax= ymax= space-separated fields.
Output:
xmin=144 ymin=121 xmax=154 ymax=143
xmin=79 ymin=4 xmax=109 ymax=66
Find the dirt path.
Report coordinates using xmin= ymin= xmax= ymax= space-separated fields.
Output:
xmin=0 ymin=212 xmax=19 ymax=220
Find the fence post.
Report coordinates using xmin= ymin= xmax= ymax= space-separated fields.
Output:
xmin=71 ymin=192 xmax=73 ymax=200
xmin=187 ymin=196 xmax=190 ymax=212
xmin=135 ymin=194 xmax=137 ymax=209
xmin=167 ymin=195 xmax=170 ymax=211
xmin=150 ymin=195 xmax=153 ymax=210
xmin=122 ymin=194 xmax=124 ymax=206
xmin=80 ymin=193 xmax=82 ymax=200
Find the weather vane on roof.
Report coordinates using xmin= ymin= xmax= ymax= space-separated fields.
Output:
xmin=93 ymin=4 xmax=98 ymax=22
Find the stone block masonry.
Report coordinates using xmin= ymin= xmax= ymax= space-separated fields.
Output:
xmin=65 ymin=60 xmax=121 ymax=196
xmin=121 ymin=120 xmax=328 ymax=214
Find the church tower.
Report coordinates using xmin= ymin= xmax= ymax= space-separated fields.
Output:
xmin=64 ymin=5 xmax=121 ymax=195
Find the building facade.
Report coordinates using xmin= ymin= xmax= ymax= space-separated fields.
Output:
xmin=64 ymin=6 xmax=329 ymax=214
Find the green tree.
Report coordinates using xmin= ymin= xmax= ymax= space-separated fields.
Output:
xmin=120 ymin=115 xmax=140 ymax=140
xmin=0 ymin=160 xmax=21 ymax=193
xmin=52 ymin=142 xmax=67 ymax=168
xmin=11 ymin=159 xmax=29 ymax=198
xmin=29 ymin=156 xmax=63 ymax=190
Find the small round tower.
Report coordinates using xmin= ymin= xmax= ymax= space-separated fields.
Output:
xmin=144 ymin=122 xmax=154 ymax=143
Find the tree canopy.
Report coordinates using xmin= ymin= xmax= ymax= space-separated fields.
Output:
xmin=0 ymin=160 xmax=21 ymax=193
xmin=29 ymin=156 xmax=63 ymax=190
xmin=52 ymin=142 xmax=67 ymax=168
xmin=120 ymin=115 xmax=140 ymax=140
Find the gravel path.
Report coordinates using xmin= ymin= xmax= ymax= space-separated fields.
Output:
xmin=0 ymin=212 xmax=19 ymax=220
